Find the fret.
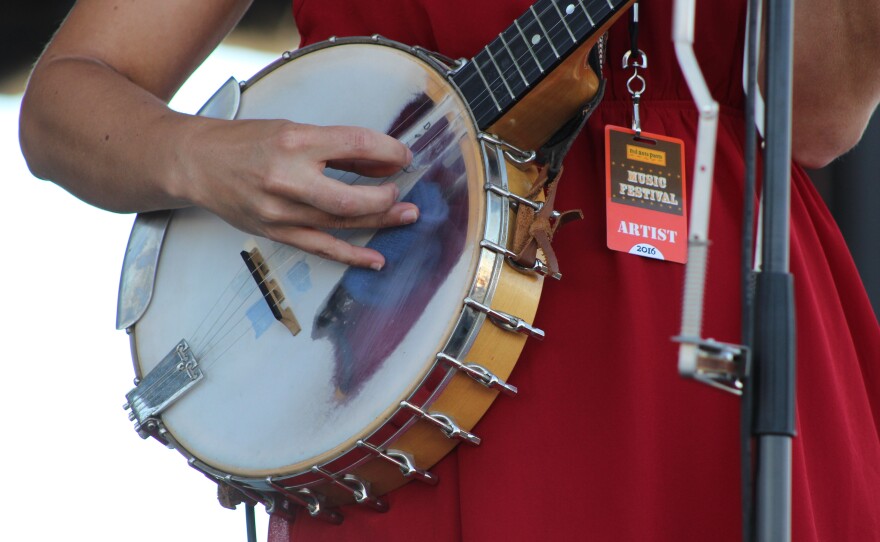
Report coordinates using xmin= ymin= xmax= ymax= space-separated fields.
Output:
xmin=558 ymin=1 xmax=593 ymax=41
xmin=518 ymin=8 xmax=557 ymax=71
xmin=498 ymin=32 xmax=529 ymax=87
xmin=450 ymin=0 xmax=630 ymax=130
xmin=513 ymin=19 xmax=545 ymax=73
xmin=551 ymin=1 xmax=577 ymax=43
xmin=534 ymin=2 xmax=577 ymax=60
xmin=529 ymin=5 xmax=560 ymax=59
xmin=502 ymin=24 xmax=543 ymax=84
xmin=472 ymin=53 xmax=503 ymax=112
xmin=556 ymin=2 xmax=598 ymax=42
xmin=484 ymin=46 xmax=515 ymax=99
xmin=487 ymin=38 xmax=529 ymax=97
xmin=596 ymin=1 xmax=615 ymax=21
xmin=473 ymin=49 xmax=514 ymax=110
xmin=577 ymin=0 xmax=595 ymax=27
xmin=454 ymin=62 xmax=496 ymax=126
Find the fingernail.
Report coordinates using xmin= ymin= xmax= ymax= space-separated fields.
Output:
xmin=405 ymin=147 xmax=413 ymax=163
xmin=370 ymin=261 xmax=384 ymax=271
xmin=401 ymin=209 xmax=418 ymax=224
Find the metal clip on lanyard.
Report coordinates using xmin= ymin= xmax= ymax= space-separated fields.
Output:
xmin=622 ymin=2 xmax=647 ymax=135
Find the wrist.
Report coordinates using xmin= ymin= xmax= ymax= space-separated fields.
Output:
xmin=158 ymin=112 xmax=216 ymax=210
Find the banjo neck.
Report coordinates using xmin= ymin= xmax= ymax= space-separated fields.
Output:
xmin=451 ymin=0 xmax=635 ymax=150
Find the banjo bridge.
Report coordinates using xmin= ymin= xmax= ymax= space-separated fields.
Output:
xmin=240 ymin=247 xmax=302 ymax=336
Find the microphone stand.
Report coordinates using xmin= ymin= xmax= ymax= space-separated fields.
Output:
xmin=751 ymin=0 xmax=796 ymax=540
xmin=673 ymin=0 xmax=796 ymax=540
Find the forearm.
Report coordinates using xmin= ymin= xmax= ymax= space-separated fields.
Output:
xmin=17 ymin=0 xmax=418 ymax=269
xmin=20 ymin=55 xmax=195 ymax=212
xmin=791 ymin=0 xmax=880 ymax=168
xmin=19 ymin=0 xmax=254 ymax=212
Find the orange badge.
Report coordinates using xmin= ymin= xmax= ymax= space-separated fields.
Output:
xmin=605 ymin=126 xmax=688 ymax=263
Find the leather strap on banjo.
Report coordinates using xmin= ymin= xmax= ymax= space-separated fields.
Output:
xmin=510 ymin=39 xmax=608 ymax=276
xmin=511 ymin=166 xmax=584 ymax=275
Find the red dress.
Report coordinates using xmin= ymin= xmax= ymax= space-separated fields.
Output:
xmin=270 ymin=1 xmax=880 ymax=540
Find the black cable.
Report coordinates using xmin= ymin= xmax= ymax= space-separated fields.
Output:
xmin=628 ymin=1 xmax=640 ymax=59
xmin=246 ymin=504 xmax=258 ymax=542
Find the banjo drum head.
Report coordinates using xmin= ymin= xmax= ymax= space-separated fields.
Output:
xmin=131 ymin=41 xmax=487 ymax=478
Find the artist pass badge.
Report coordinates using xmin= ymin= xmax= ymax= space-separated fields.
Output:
xmin=605 ymin=126 xmax=688 ymax=263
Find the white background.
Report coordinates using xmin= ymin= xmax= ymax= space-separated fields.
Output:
xmin=0 ymin=45 xmax=276 ymax=542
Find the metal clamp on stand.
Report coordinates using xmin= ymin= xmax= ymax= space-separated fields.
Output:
xmin=673 ymin=335 xmax=749 ymax=395
xmin=672 ymin=0 xmax=737 ymax=395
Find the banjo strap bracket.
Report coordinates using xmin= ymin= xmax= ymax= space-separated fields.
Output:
xmin=464 ymin=297 xmax=545 ymax=340
xmin=310 ymin=468 xmax=389 ymax=512
xmin=357 ymin=441 xmax=439 ymax=486
xmin=401 ymin=401 xmax=482 ymax=445
xmin=412 ymin=43 xmax=468 ymax=76
xmin=437 ymin=352 xmax=519 ymax=396
xmin=265 ymin=480 xmax=344 ymax=524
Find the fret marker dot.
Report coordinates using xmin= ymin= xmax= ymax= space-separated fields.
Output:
xmin=566 ymin=4 xmax=575 ymax=15
xmin=531 ymin=34 xmax=541 ymax=45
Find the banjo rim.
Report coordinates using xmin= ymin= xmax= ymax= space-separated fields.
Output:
xmin=121 ymin=35 xmax=544 ymax=506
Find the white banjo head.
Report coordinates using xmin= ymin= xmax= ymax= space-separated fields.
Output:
xmin=131 ymin=42 xmax=485 ymax=477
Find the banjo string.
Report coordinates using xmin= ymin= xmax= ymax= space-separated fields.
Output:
xmin=459 ymin=0 xmax=607 ymax=121
xmin=185 ymin=95 xmax=454 ymax=354
xmin=139 ymin=17 xmax=561 ymax=395
xmin=179 ymin=105 xmax=469 ymax=374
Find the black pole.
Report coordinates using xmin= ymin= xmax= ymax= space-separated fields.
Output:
xmin=752 ymin=0 xmax=797 ymax=541
xmin=740 ymin=0 xmax=761 ymax=537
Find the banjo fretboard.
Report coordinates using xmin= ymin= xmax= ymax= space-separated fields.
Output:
xmin=451 ymin=0 xmax=629 ymax=130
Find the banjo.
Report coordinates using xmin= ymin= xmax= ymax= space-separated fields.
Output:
xmin=118 ymin=0 xmax=633 ymax=523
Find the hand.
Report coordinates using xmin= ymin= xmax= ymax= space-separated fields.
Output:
xmin=178 ymin=118 xmax=419 ymax=270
